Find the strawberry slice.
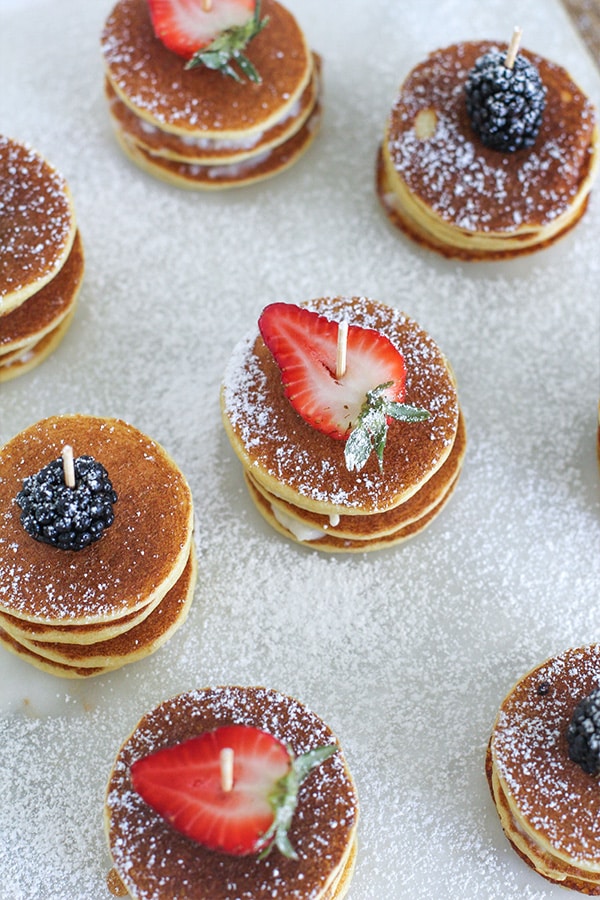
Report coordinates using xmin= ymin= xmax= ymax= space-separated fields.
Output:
xmin=147 ymin=0 xmax=254 ymax=60
xmin=258 ymin=303 xmax=431 ymax=471
xmin=130 ymin=724 xmax=337 ymax=858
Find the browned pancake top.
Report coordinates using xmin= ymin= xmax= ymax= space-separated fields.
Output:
xmin=0 ymin=415 xmax=193 ymax=623
xmin=101 ymin=0 xmax=310 ymax=135
xmin=491 ymin=644 xmax=600 ymax=866
xmin=106 ymin=686 xmax=358 ymax=900
xmin=0 ymin=136 xmax=75 ymax=302
xmin=222 ymin=297 xmax=459 ymax=513
xmin=0 ymin=230 xmax=84 ymax=349
xmin=386 ymin=41 xmax=597 ymax=233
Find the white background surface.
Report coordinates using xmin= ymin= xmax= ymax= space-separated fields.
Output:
xmin=1 ymin=0 xmax=599 ymax=897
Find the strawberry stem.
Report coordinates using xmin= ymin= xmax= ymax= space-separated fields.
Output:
xmin=185 ymin=0 xmax=269 ymax=83
xmin=258 ymin=743 xmax=338 ymax=860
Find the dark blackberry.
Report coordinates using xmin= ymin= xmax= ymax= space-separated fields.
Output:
xmin=465 ymin=48 xmax=546 ymax=152
xmin=567 ymin=686 xmax=600 ymax=775
xmin=16 ymin=454 xmax=118 ymax=551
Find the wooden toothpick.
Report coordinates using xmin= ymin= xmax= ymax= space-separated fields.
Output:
xmin=220 ymin=747 xmax=235 ymax=792
xmin=202 ymin=0 xmax=213 ymax=11
xmin=61 ymin=445 xmax=76 ymax=488
xmin=505 ymin=26 xmax=522 ymax=70
xmin=336 ymin=321 xmax=348 ymax=380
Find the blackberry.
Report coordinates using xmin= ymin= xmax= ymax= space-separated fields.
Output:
xmin=567 ymin=686 xmax=600 ymax=775
xmin=465 ymin=48 xmax=546 ymax=152
xmin=16 ymin=454 xmax=118 ymax=551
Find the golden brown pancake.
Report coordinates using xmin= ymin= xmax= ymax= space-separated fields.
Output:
xmin=101 ymin=0 xmax=320 ymax=188
xmin=0 ymin=415 xmax=194 ymax=625
xmin=246 ymin=468 xmax=459 ymax=552
xmin=105 ymin=686 xmax=359 ymax=900
xmin=221 ymin=296 xmax=460 ymax=520
xmin=0 ymin=549 xmax=196 ymax=677
xmin=115 ymin=99 xmax=321 ymax=190
xmin=377 ymin=41 xmax=599 ymax=260
xmin=0 ymin=230 xmax=83 ymax=355
xmin=102 ymin=0 xmax=311 ymax=137
xmin=487 ymin=645 xmax=600 ymax=892
xmin=0 ymin=307 xmax=77 ymax=382
xmin=0 ymin=136 xmax=77 ymax=313
xmin=104 ymin=57 xmax=320 ymax=165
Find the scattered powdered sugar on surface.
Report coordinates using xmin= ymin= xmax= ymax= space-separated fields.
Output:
xmin=0 ymin=0 xmax=599 ymax=898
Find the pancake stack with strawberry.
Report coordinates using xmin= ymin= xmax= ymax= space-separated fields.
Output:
xmin=105 ymin=686 xmax=358 ymax=899
xmin=0 ymin=414 xmax=196 ymax=677
xmin=101 ymin=0 xmax=321 ymax=189
xmin=221 ymin=296 xmax=465 ymax=551
xmin=377 ymin=33 xmax=599 ymax=260
xmin=0 ymin=136 xmax=83 ymax=381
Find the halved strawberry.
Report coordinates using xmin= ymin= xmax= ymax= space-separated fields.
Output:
xmin=258 ymin=303 xmax=430 ymax=471
xmin=147 ymin=0 xmax=254 ymax=60
xmin=130 ymin=724 xmax=337 ymax=858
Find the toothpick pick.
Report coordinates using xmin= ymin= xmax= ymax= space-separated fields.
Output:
xmin=336 ymin=321 xmax=348 ymax=380
xmin=220 ymin=747 xmax=234 ymax=792
xmin=505 ymin=26 xmax=522 ymax=70
xmin=202 ymin=0 xmax=213 ymax=11
xmin=61 ymin=445 xmax=75 ymax=488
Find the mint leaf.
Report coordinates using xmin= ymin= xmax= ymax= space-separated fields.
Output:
xmin=185 ymin=1 xmax=269 ymax=83
xmin=344 ymin=384 xmax=431 ymax=472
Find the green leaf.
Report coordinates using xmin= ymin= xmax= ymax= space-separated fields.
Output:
xmin=343 ymin=383 xmax=431 ymax=472
xmin=258 ymin=743 xmax=338 ymax=860
xmin=185 ymin=2 xmax=270 ymax=83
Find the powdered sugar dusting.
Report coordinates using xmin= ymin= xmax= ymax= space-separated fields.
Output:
xmin=0 ymin=0 xmax=599 ymax=897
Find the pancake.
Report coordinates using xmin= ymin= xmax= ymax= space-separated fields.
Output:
xmin=0 ymin=415 xmax=194 ymax=626
xmin=222 ymin=296 xmax=461 ymax=527
xmin=105 ymin=686 xmax=359 ymax=900
xmin=487 ymin=645 xmax=600 ymax=892
xmin=246 ymin=467 xmax=460 ymax=552
xmin=114 ymin=99 xmax=322 ymax=190
xmin=0 ymin=548 xmax=196 ymax=672
xmin=101 ymin=0 xmax=320 ymax=188
xmin=0 ymin=307 xmax=77 ymax=383
xmin=246 ymin=409 xmax=466 ymax=546
xmin=104 ymin=56 xmax=321 ymax=165
xmin=377 ymin=41 xmax=599 ymax=260
xmin=0 ymin=230 xmax=83 ymax=356
xmin=0 ymin=136 xmax=77 ymax=314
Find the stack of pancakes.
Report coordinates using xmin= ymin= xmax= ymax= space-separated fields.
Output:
xmin=101 ymin=0 xmax=321 ymax=189
xmin=0 ymin=136 xmax=83 ymax=381
xmin=0 ymin=415 xmax=196 ymax=678
xmin=221 ymin=296 xmax=465 ymax=552
xmin=377 ymin=41 xmax=599 ymax=260
xmin=105 ymin=686 xmax=358 ymax=900
xmin=487 ymin=645 xmax=600 ymax=893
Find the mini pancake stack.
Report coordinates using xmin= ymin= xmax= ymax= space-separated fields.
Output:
xmin=377 ymin=41 xmax=599 ymax=260
xmin=487 ymin=645 xmax=600 ymax=893
xmin=0 ymin=415 xmax=196 ymax=678
xmin=221 ymin=296 xmax=465 ymax=552
xmin=101 ymin=0 xmax=321 ymax=189
xmin=0 ymin=136 xmax=83 ymax=381
xmin=105 ymin=686 xmax=358 ymax=900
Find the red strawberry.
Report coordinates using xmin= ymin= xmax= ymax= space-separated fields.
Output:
xmin=258 ymin=303 xmax=431 ymax=471
xmin=130 ymin=724 xmax=337 ymax=858
xmin=147 ymin=0 xmax=254 ymax=60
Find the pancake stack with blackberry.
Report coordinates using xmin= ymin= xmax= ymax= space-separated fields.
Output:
xmin=105 ymin=686 xmax=359 ymax=899
xmin=0 ymin=136 xmax=83 ymax=380
xmin=0 ymin=414 xmax=196 ymax=678
xmin=101 ymin=0 xmax=321 ymax=189
xmin=488 ymin=645 xmax=600 ymax=893
xmin=221 ymin=296 xmax=465 ymax=552
xmin=377 ymin=30 xmax=599 ymax=260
